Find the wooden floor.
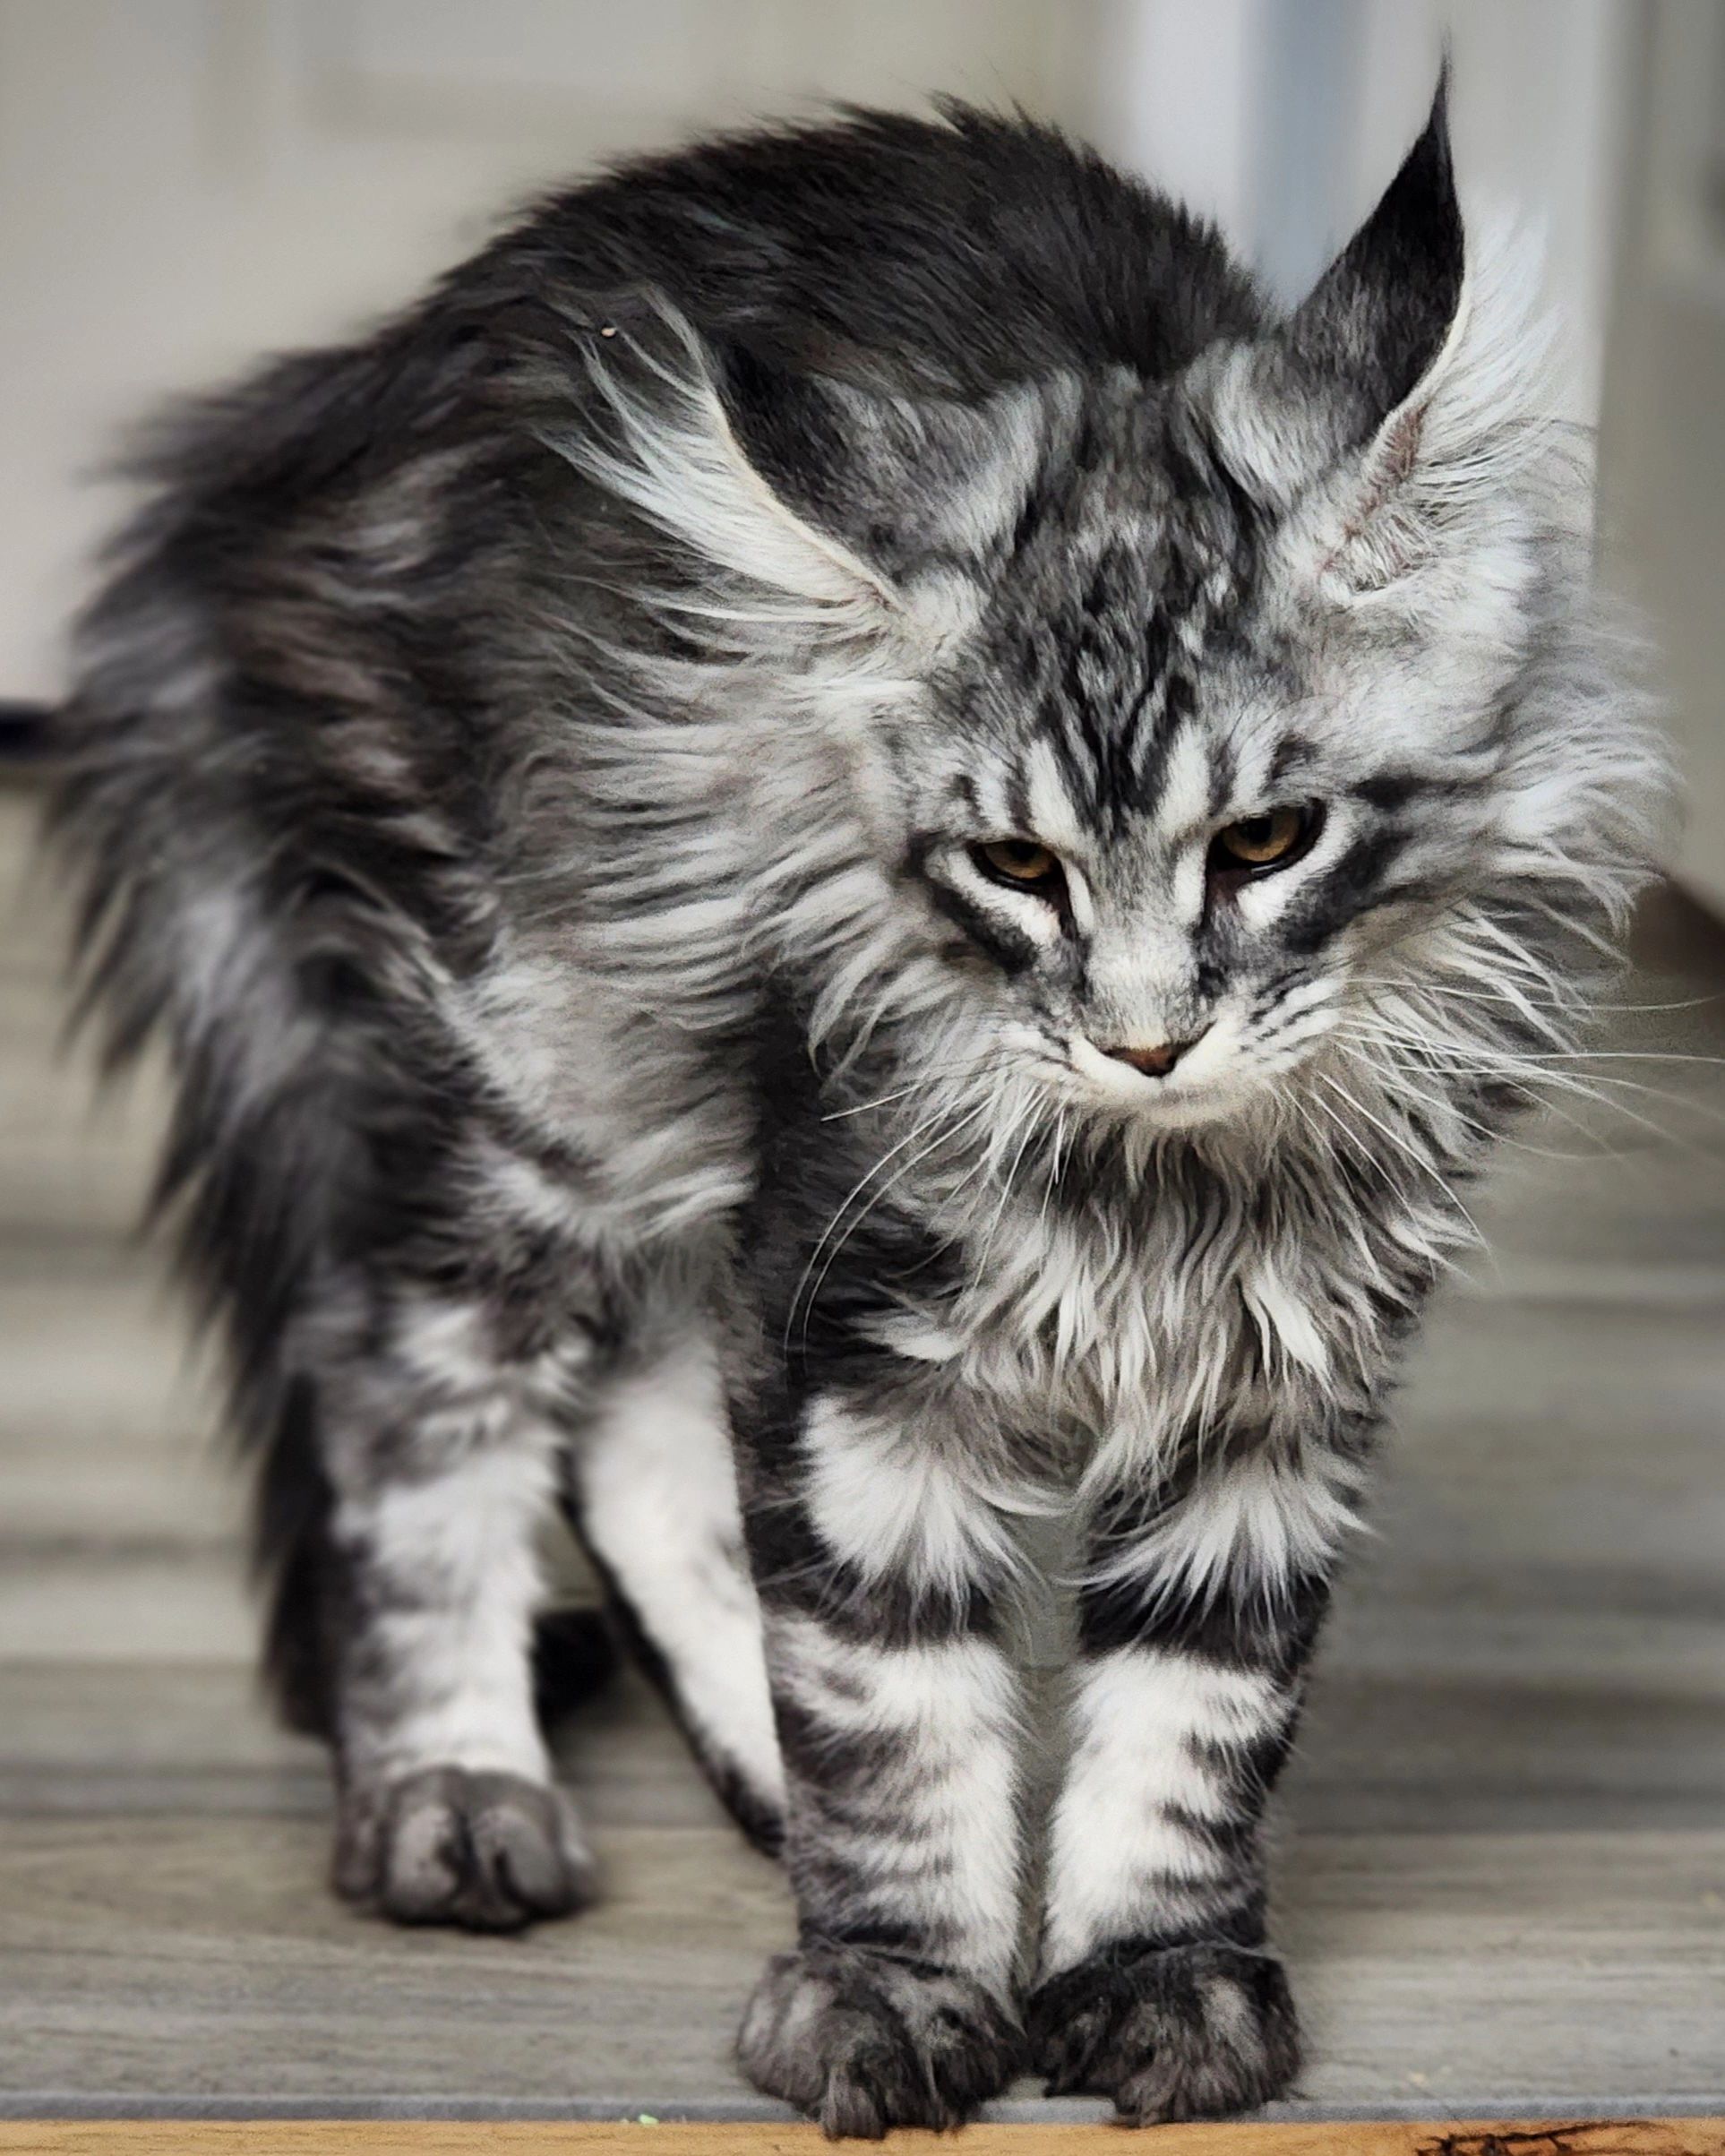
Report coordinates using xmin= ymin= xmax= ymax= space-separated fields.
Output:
xmin=5 ymin=2126 xmax=1725 ymax=2156
xmin=3 ymin=777 xmax=1724 ymax=2126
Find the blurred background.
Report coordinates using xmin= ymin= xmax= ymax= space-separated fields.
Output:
xmin=1 ymin=0 xmax=1722 ymax=2126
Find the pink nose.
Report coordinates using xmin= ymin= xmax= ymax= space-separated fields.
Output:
xmin=1103 ymin=1030 xmax=1207 ymax=1078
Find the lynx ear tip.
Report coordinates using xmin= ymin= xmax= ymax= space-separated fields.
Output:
xmin=1407 ymin=50 xmax=1458 ymax=200
xmin=1433 ymin=44 xmax=1454 ymax=121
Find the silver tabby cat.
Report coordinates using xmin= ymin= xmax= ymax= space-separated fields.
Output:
xmin=54 ymin=83 xmax=1665 ymax=2135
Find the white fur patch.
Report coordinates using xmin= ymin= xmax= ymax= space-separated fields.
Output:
xmin=1240 ymin=1260 xmax=1332 ymax=1379
xmin=1041 ymin=1648 xmax=1292 ymax=1972
xmin=1088 ymin=1446 xmax=1365 ymax=1605
xmin=333 ymin=1430 xmax=560 ymax=1785
xmin=579 ymin=1335 xmax=785 ymax=1817
xmin=1156 ymin=719 xmax=1216 ymax=846
xmin=800 ymin=1394 xmax=1030 ymax=1598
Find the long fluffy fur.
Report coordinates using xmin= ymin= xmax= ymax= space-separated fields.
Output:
xmin=49 ymin=93 xmax=1667 ymax=2134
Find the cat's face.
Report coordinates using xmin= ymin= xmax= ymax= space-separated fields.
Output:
xmin=886 ymin=376 xmax=1531 ymax=1136
xmin=902 ymin=701 xmax=1349 ymax=1135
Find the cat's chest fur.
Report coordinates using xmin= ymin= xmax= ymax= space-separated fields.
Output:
xmin=458 ymin=944 xmax=1400 ymax=1464
xmin=867 ymin=1161 xmax=1377 ymax=1473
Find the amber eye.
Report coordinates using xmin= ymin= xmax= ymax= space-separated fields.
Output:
xmin=1209 ymin=803 xmax=1320 ymax=877
xmin=971 ymin=837 xmax=1064 ymax=894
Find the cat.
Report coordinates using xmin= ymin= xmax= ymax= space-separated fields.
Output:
xmin=51 ymin=81 xmax=1665 ymax=2135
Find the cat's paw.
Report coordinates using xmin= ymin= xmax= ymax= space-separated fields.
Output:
xmin=1027 ymin=1941 xmax=1300 ymax=2123
xmin=737 ymin=1943 xmax=1023 ymax=2137
xmin=334 ymin=1765 xmax=596 ymax=1931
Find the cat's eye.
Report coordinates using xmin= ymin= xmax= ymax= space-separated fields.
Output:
xmin=971 ymin=837 xmax=1065 ymax=895
xmin=1208 ymin=803 xmax=1320 ymax=877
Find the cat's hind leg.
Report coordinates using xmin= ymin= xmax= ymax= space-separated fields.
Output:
xmin=563 ymin=1328 xmax=785 ymax=1853
xmin=303 ymin=1279 xmax=602 ymax=1930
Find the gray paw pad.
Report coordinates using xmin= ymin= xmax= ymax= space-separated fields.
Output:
xmin=1028 ymin=1940 xmax=1300 ymax=2122
xmin=737 ymin=1942 xmax=1023 ymax=2136
xmin=336 ymin=1765 xmax=596 ymax=1932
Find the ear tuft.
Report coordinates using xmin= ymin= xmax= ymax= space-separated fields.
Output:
xmin=1307 ymin=210 xmax=1564 ymax=598
xmin=1200 ymin=70 xmax=1564 ymax=596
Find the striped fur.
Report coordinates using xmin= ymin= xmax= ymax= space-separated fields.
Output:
xmin=50 ymin=89 xmax=1666 ymax=2134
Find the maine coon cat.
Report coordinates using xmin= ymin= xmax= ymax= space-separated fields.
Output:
xmin=53 ymin=84 xmax=1663 ymax=2134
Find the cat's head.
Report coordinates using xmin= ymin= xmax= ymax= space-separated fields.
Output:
xmin=560 ymin=87 xmax=1662 ymax=1138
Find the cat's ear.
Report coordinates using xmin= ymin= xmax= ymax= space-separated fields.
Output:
xmin=559 ymin=310 xmax=1039 ymax=631
xmin=711 ymin=339 xmax=1043 ymax=590
xmin=1207 ymin=73 xmax=1556 ymax=594
xmin=1281 ymin=71 xmax=1465 ymax=454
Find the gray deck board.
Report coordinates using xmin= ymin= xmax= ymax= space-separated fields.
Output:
xmin=4 ymin=1817 xmax=1722 ymax=2114
xmin=2 ymin=786 xmax=1722 ymax=2117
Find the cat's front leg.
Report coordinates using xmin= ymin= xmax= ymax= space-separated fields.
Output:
xmin=729 ymin=1381 xmax=1027 ymax=2135
xmin=1028 ymin=1444 xmax=1348 ymax=2122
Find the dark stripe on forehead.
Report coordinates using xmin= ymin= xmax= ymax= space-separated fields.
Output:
xmin=1115 ymin=560 xmax=1242 ymax=823
xmin=1039 ymin=683 xmax=1110 ymax=830
xmin=1206 ymin=730 xmax=1238 ymax=815
xmin=1004 ymin=760 xmax=1034 ymax=836
xmin=1109 ymin=611 xmax=1173 ymax=817
xmin=1350 ymin=769 xmax=1445 ymax=812
xmin=1051 ymin=616 xmax=1120 ymax=814
xmin=1133 ymin=671 xmax=1197 ymax=816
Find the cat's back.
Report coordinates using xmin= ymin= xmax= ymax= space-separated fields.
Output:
xmin=73 ymin=104 xmax=1266 ymax=671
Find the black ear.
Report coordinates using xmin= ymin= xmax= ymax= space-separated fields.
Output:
xmin=710 ymin=336 xmax=1033 ymax=581
xmin=554 ymin=305 xmax=1041 ymax=613
xmin=1283 ymin=72 xmax=1464 ymax=447
xmin=710 ymin=340 xmax=875 ymax=552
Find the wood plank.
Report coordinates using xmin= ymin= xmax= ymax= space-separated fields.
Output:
xmin=8 ymin=1648 xmax=1725 ymax=1834
xmin=2 ymin=2118 xmax=1724 ymax=2154
xmin=4 ymin=1820 xmax=1722 ymax=2113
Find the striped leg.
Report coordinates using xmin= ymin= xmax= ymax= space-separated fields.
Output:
xmin=731 ymin=1385 xmax=1027 ymax=2135
xmin=317 ymin=1287 xmax=597 ymax=1930
xmin=1028 ymin=1456 xmax=1339 ymax=2122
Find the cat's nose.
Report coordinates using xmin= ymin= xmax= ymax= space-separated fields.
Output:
xmin=1103 ymin=1027 xmax=1209 ymax=1078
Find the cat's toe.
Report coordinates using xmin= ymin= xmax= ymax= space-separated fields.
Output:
xmin=737 ymin=1943 xmax=1023 ymax=2136
xmin=1027 ymin=1941 xmax=1299 ymax=2123
xmin=335 ymin=1765 xmax=596 ymax=1931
